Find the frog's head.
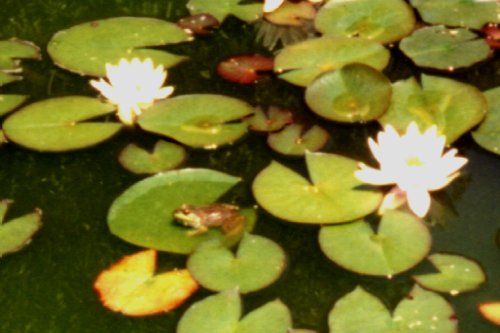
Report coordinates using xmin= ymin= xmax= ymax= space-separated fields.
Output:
xmin=174 ymin=205 xmax=202 ymax=228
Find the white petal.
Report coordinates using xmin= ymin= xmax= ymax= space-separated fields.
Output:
xmin=406 ymin=188 xmax=431 ymax=218
xmin=156 ymin=86 xmax=175 ymax=99
xmin=355 ymin=164 xmax=395 ymax=185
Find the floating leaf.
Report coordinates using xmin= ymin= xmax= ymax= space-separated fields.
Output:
xmin=94 ymin=250 xmax=198 ymax=316
xmin=315 ymin=0 xmax=415 ymax=44
xmin=177 ymin=13 xmax=220 ymax=36
xmin=305 ymin=64 xmax=392 ymax=123
xmin=118 ymin=140 xmax=186 ymax=174
xmin=319 ymin=210 xmax=431 ymax=277
xmin=245 ymin=106 xmax=293 ymax=132
xmin=0 ymin=95 xmax=28 ymax=117
xmin=410 ymin=0 xmax=499 ymax=29
xmin=328 ymin=285 xmax=457 ymax=333
xmin=328 ymin=286 xmax=393 ymax=333
xmin=265 ymin=1 xmax=316 ymax=27
xmin=472 ymin=86 xmax=500 ymax=155
xmin=274 ymin=37 xmax=390 ymax=87
xmin=399 ymin=25 xmax=491 ymax=71
xmin=478 ymin=302 xmax=500 ymax=326
xmin=187 ymin=0 xmax=262 ymax=23
xmin=413 ymin=253 xmax=486 ymax=294
xmin=47 ymin=17 xmax=190 ymax=77
xmin=378 ymin=75 xmax=487 ymax=144
xmin=108 ymin=168 xmax=256 ymax=254
xmin=138 ymin=94 xmax=253 ymax=149
xmin=177 ymin=289 xmax=292 ymax=333
xmin=0 ymin=39 xmax=40 ymax=70
xmin=3 ymin=96 xmax=121 ymax=152
xmin=252 ymin=152 xmax=382 ymax=224
xmin=482 ymin=24 xmax=500 ymax=49
xmin=267 ymin=123 xmax=330 ymax=156
xmin=0 ymin=199 xmax=42 ymax=256
xmin=187 ymin=233 xmax=286 ymax=293
xmin=217 ymin=55 xmax=274 ymax=84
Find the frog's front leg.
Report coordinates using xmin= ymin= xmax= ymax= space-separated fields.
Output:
xmin=187 ymin=224 xmax=209 ymax=236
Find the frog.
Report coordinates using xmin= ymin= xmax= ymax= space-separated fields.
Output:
xmin=173 ymin=203 xmax=246 ymax=236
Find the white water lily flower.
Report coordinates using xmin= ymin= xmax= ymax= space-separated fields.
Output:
xmin=263 ymin=0 xmax=323 ymax=13
xmin=355 ymin=122 xmax=467 ymax=218
xmin=90 ymin=58 xmax=174 ymax=125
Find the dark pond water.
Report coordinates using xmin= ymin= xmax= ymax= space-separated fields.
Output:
xmin=0 ymin=1 xmax=499 ymax=332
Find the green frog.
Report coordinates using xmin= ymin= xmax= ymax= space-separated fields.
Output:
xmin=173 ymin=203 xmax=246 ymax=236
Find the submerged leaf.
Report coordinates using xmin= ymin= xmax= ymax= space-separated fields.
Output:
xmin=108 ymin=168 xmax=256 ymax=254
xmin=305 ymin=64 xmax=392 ymax=123
xmin=138 ymin=94 xmax=253 ymax=149
xmin=3 ymin=96 xmax=121 ymax=152
xmin=274 ymin=36 xmax=390 ymax=86
xmin=118 ymin=140 xmax=186 ymax=174
xmin=252 ymin=152 xmax=382 ymax=224
xmin=187 ymin=233 xmax=286 ymax=293
xmin=0 ymin=200 xmax=42 ymax=256
xmin=400 ymin=25 xmax=491 ymax=70
xmin=267 ymin=123 xmax=330 ymax=156
xmin=319 ymin=210 xmax=431 ymax=277
xmin=379 ymin=75 xmax=487 ymax=144
xmin=472 ymin=86 xmax=500 ymax=155
xmin=315 ymin=0 xmax=415 ymax=44
xmin=94 ymin=250 xmax=198 ymax=316
xmin=187 ymin=0 xmax=262 ymax=23
xmin=48 ymin=17 xmax=190 ymax=76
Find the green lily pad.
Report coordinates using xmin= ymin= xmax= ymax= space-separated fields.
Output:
xmin=305 ymin=64 xmax=392 ymax=123
xmin=274 ymin=37 xmax=390 ymax=87
xmin=187 ymin=0 xmax=262 ymax=23
xmin=3 ymin=96 xmax=122 ymax=152
xmin=138 ymin=94 xmax=253 ymax=149
xmin=245 ymin=106 xmax=293 ymax=132
xmin=187 ymin=233 xmax=286 ymax=293
xmin=472 ymin=86 xmax=500 ymax=155
xmin=108 ymin=168 xmax=256 ymax=254
xmin=47 ymin=17 xmax=190 ymax=77
xmin=118 ymin=140 xmax=186 ymax=174
xmin=252 ymin=152 xmax=382 ymax=224
xmin=0 ymin=200 xmax=42 ymax=256
xmin=0 ymin=39 xmax=40 ymax=70
xmin=400 ymin=25 xmax=491 ymax=71
xmin=0 ymin=71 xmax=21 ymax=87
xmin=177 ymin=289 xmax=292 ymax=333
xmin=329 ymin=285 xmax=457 ymax=333
xmin=0 ymin=95 xmax=28 ymax=117
xmin=315 ymin=0 xmax=415 ymax=44
xmin=319 ymin=210 xmax=431 ymax=277
xmin=267 ymin=124 xmax=330 ymax=156
xmin=410 ymin=0 xmax=499 ymax=29
xmin=413 ymin=253 xmax=486 ymax=295
xmin=378 ymin=74 xmax=487 ymax=144
xmin=264 ymin=1 xmax=316 ymax=27
xmin=329 ymin=286 xmax=393 ymax=333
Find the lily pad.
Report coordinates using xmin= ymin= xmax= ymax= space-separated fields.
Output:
xmin=274 ymin=37 xmax=390 ymax=87
xmin=2 ymin=96 xmax=122 ymax=152
xmin=94 ymin=250 xmax=199 ymax=316
xmin=0 ymin=199 xmax=42 ymax=256
xmin=472 ymin=86 xmax=500 ymax=155
xmin=305 ymin=64 xmax=392 ymax=123
xmin=399 ymin=25 xmax=491 ymax=71
xmin=479 ymin=302 xmax=500 ymax=326
xmin=265 ymin=1 xmax=316 ymax=27
xmin=315 ymin=0 xmax=415 ymax=44
xmin=187 ymin=233 xmax=286 ymax=293
xmin=177 ymin=289 xmax=292 ymax=333
xmin=0 ymin=95 xmax=28 ymax=116
xmin=252 ymin=152 xmax=382 ymax=224
xmin=319 ymin=210 xmax=431 ymax=277
xmin=267 ymin=123 xmax=330 ymax=156
xmin=413 ymin=253 xmax=486 ymax=295
xmin=47 ymin=17 xmax=190 ymax=77
xmin=187 ymin=0 xmax=262 ymax=23
xmin=138 ymin=94 xmax=253 ymax=149
xmin=410 ymin=0 xmax=499 ymax=29
xmin=108 ymin=168 xmax=256 ymax=254
xmin=328 ymin=285 xmax=457 ymax=333
xmin=118 ymin=140 xmax=186 ymax=174
xmin=245 ymin=106 xmax=293 ymax=132
xmin=0 ymin=39 xmax=40 ymax=70
xmin=378 ymin=74 xmax=487 ymax=144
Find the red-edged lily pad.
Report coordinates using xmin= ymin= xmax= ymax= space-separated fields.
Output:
xmin=94 ymin=249 xmax=199 ymax=316
xmin=177 ymin=13 xmax=220 ymax=35
xmin=217 ymin=55 xmax=274 ymax=84
xmin=482 ymin=24 xmax=500 ymax=49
